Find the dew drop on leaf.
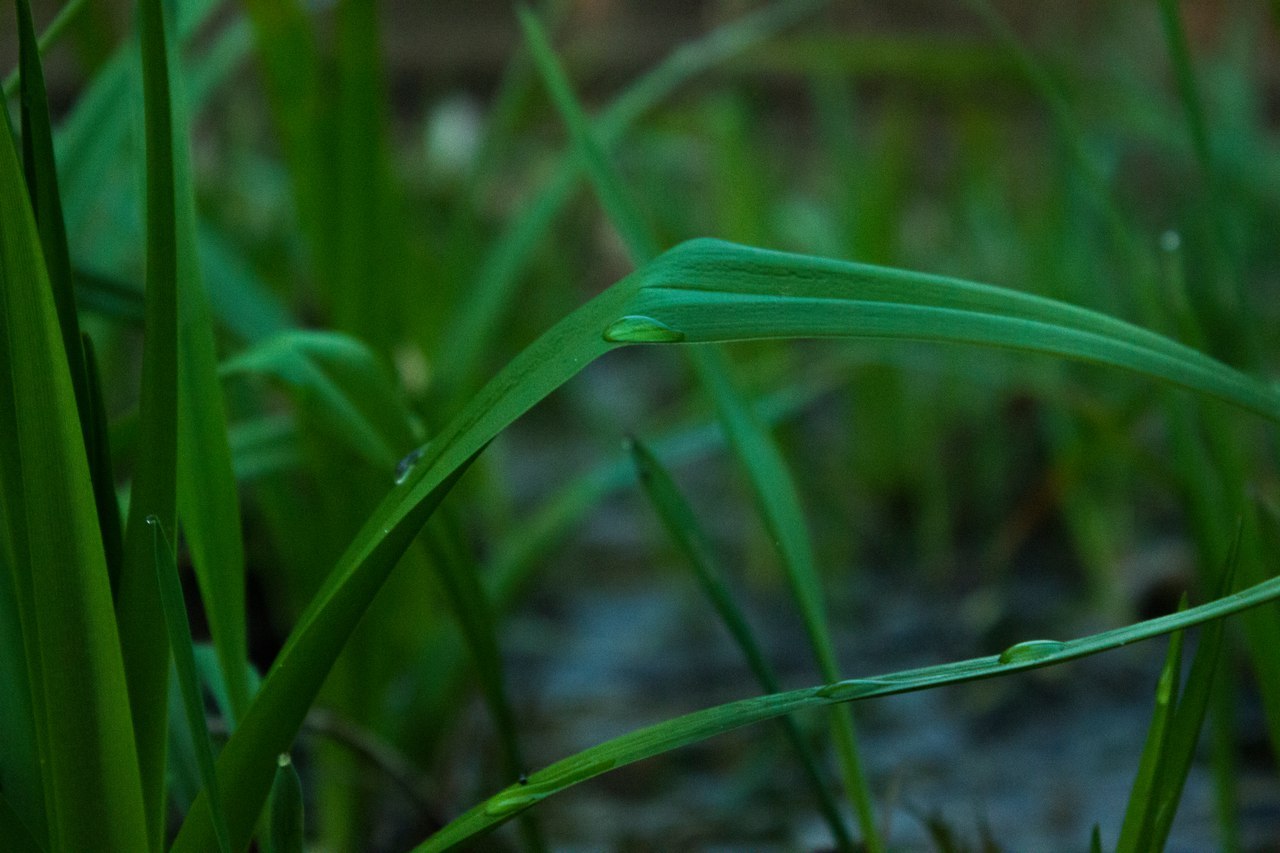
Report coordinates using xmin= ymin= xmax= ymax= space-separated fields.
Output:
xmin=997 ymin=639 xmax=1066 ymax=665
xmin=602 ymin=315 xmax=686 ymax=343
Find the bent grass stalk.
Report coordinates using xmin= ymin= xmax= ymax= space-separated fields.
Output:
xmin=173 ymin=235 xmax=1280 ymax=851
xmin=416 ymin=567 xmax=1280 ymax=850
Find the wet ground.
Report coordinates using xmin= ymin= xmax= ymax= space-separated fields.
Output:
xmin=482 ymin=525 xmax=1280 ymax=851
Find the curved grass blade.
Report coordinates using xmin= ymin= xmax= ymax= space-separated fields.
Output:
xmin=173 ymin=233 xmax=1280 ymax=851
xmin=436 ymin=0 xmax=827 ymax=399
xmin=414 ymin=569 xmax=1280 ymax=850
xmin=221 ymin=330 xmax=420 ymax=468
xmin=265 ymin=754 xmax=305 ymax=853
xmin=114 ymin=0 xmax=183 ymax=841
xmin=629 ymin=438 xmax=854 ymax=852
xmin=149 ymin=517 xmax=233 ymax=853
xmin=0 ymin=93 xmax=148 ymax=853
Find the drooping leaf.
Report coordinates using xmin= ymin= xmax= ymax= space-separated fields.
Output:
xmin=173 ymin=235 xmax=1280 ymax=850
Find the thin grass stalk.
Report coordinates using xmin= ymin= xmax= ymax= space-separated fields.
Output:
xmin=114 ymin=0 xmax=182 ymax=841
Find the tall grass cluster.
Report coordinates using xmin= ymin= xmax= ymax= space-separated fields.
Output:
xmin=2 ymin=0 xmax=1280 ymax=850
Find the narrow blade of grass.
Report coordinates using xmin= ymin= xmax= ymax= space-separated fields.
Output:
xmin=2 ymin=0 xmax=88 ymax=98
xmin=414 ymin=567 xmax=1280 ymax=850
xmin=266 ymin=754 xmax=305 ymax=853
xmin=1116 ymin=609 xmax=1186 ymax=852
xmin=422 ymin=515 xmax=546 ymax=851
xmin=1150 ymin=552 xmax=1238 ymax=845
xmin=149 ymin=517 xmax=233 ymax=853
xmin=15 ymin=0 xmax=91 ymax=428
xmin=114 ymin=0 xmax=182 ymax=841
xmin=173 ymin=230 xmax=1280 ymax=850
xmin=0 ymin=90 xmax=148 ymax=853
xmin=629 ymin=438 xmax=854 ymax=852
xmin=80 ymin=334 xmax=124 ymax=595
xmin=221 ymin=330 xmax=421 ymax=468
xmin=166 ymin=9 xmax=253 ymax=720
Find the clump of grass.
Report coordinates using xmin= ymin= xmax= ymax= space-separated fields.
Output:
xmin=2 ymin=1 xmax=1278 ymax=850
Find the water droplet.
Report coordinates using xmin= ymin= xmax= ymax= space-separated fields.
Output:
xmin=484 ymin=787 xmax=546 ymax=816
xmin=277 ymin=753 xmax=292 ymax=768
xmin=145 ymin=514 xmax=160 ymax=527
xmin=997 ymin=639 xmax=1066 ymax=665
xmin=394 ymin=446 xmax=426 ymax=484
xmin=517 ymin=773 xmax=528 ymax=786
xmin=602 ymin=315 xmax=686 ymax=344
xmin=1159 ymin=230 xmax=1181 ymax=253
xmin=816 ymin=679 xmax=885 ymax=702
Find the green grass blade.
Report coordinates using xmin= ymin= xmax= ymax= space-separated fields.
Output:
xmin=114 ymin=0 xmax=183 ymax=841
xmin=170 ymin=451 xmax=484 ymax=853
xmin=436 ymin=0 xmax=825 ymax=398
xmin=15 ymin=0 xmax=91 ymax=428
xmin=0 ymin=91 xmax=148 ymax=853
xmin=149 ymin=517 xmax=233 ymax=853
xmin=266 ymin=754 xmax=305 ymax=853
xmin=1116 ymin=612 xmax=1186 ymax=852
xmin=629 ymin=438 xmax=854 ymax=852
xmin=421 ymin=517 xmax=546 ymax=851
xmin=80 ymin=334 xmax=124 ymax=595
xmin=2 ymin=0 xmax=87 ymax=98
xmin=688 ymin=348 xmax=878 ymax=844
xmin=166 ymin=11 xmax=253 ymax=722
xmin=1150 ymin=554 xmax=1238 ymax=845
xmin=174 ymin=231 xmax=1280 ymax=850
xmin=221 ymin=330 xmax=420 ymax=468
xmin=413 ymin=568 xmax=1280 ymax=850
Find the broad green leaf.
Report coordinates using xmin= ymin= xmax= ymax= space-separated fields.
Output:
xmin=414 ymin=569 xmax=1280 ymax=850
xmin=150 ymin=518 xmax=232 ymax=853
xmin=630 ymin=438 xmax=854 ymax=852
xmin=0 ymin=85 xmax=148 ymax=853
xmin=173 ymin=234 xmax=1280 ymax=851
xmin=114 ymin=0 xmax=182 ymax=841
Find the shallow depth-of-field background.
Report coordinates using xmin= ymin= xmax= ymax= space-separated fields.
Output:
xmin=6 ymin=0 xmax=1280 ymax=850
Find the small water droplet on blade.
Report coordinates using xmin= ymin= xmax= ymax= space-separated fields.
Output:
xmin=602 ymin=315 xmax=686 ymax=343
xmin=394 ymin=446 xmax=426 ymax=484
xmin=997 ymin=639 xmax=1066 ymax=665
